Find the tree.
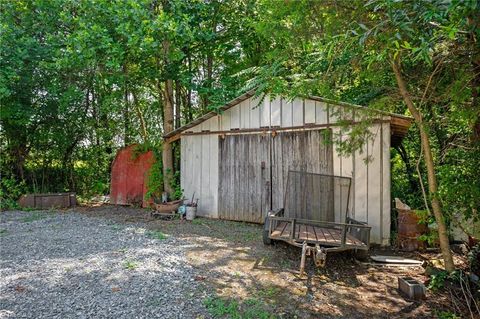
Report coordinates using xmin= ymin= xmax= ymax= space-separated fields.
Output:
xmin=247 ymin=0 xmax=480 ymax=272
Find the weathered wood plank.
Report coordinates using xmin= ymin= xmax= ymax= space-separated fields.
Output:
xmin=381 ymin=122 xmax=391 ymax=245
xmin=260 ymin=97 xmax=270 ymax=127
xmin=281 ymin=98 xmax=293 ymax=127
xmin=240 ymin=100 xmax=250 ymax=129
xmin=315 ymin=101 xmax=328 ymax=125
xmin=230 ymin=103 xmax=241 ymax=129
xmin=292 ymin=98 xmax=304 ymax=126
xmin=368 ymin=124 xmax=382 ymax=244
xmin=221 ymin=109 xmax=231 ymax=130
xmin=249 ymin=96 xmax=261 ymax=128
xmin=270 ymin=97 xmax=281 ymax=126
xmin=354 ymin=140 xmax=368 ymax=224
xmin=304 ymin=99 xmax=316 ymax=124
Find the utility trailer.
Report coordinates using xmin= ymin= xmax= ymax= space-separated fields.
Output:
xmin=263 ymin=171 xmax=371 ymax=274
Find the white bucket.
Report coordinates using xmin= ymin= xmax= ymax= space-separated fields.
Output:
xmin=186 ymin=206 xmax=197 ymax=221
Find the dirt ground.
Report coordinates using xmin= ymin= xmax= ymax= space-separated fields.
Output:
xmin=76 ymin=205 xmax=468 ymax=319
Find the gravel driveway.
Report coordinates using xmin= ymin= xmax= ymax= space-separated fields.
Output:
xmin=0 ymin=211 xmax=209 ymax=319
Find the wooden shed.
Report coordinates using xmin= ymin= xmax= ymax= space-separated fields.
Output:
xmin=165 ymin=91 xmax=412 ymax=245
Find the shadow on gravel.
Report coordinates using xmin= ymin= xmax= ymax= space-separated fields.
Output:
xmin=72 ymin=205 xmax=458 ymax=318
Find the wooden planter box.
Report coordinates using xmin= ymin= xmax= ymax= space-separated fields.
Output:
xmin=18 ymin=193 xmax=77 ymax=209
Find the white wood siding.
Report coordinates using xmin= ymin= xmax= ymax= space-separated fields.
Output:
xmin=181 ymin=95 xmax=392 ymax=244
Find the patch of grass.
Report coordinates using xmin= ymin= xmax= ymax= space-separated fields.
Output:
xmin=21 ymin=212 xmax=47 ymax=223
xmin=191 ymin=218 xmax=205 ymax=225
xmin=146 ymin=230 xmax=168 ymax=240
xmin=203 ymin=296 xmax=276 ymax=319
xmin=123 ymin=260 xmax=138 ymax=270
xmin=436 ymin=311 xmax=461 ymax=319
xmin=0 ymin=229 xmax=7 ymax=236
xmin=257 ymin=286 xmax=279 ymax=298
xmin=111 ymin=224 xmax=123 ymax=231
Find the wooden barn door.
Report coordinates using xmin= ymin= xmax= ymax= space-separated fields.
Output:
xmin=271 ymin=130 xmax=334 ymax=220
xmin=218 ymin=134 xmax=270 ymax=223
xmin=218 ymin=129 xmax=333 ymax=224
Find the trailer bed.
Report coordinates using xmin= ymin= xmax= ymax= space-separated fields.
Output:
xmin=271 ymin=221 xmax=366 ymax=247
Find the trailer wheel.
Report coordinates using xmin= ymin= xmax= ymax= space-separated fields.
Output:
xmin=263 ymin=216 xmax=272 ymax=245
xmin=354 ymin=249 xmax=369 ymax=261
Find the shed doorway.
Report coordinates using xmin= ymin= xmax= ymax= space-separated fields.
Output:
xmin=218 ymin=129 xmax=333 ymax=223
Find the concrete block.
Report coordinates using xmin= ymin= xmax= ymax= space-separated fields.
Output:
xmin=398 ymin=277 xmax=426 ymax=300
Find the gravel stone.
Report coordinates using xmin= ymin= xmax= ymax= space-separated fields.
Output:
xmin=0 ymin=211 xmax=210 ymax=319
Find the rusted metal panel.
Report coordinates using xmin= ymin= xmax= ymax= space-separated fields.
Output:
xmin=18 ymin=193 xmax=76 ymax=209
xmin=110 ymin=145 xmax=155 ymax=207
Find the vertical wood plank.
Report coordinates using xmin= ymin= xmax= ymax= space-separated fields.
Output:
xmin=315 ymin=101 xmax=329 ymax=125
xmin=200 ymin=129 xmax=210 ymax=216
xmin=221 ymin=109 xmax=231 ymax=130
xmin=270 ymin=97 xmax=281 ymax=126
xmin=260 ymin=96 xmax=271 ymax=127
xmin=240 ymin=100 xmax=250 ymax=129
xmin=192 ymin=135 xmax=202 ymax=214
xmin=209 ymin=134 xmax=219 ymax=218
xmin=354 ymin=140 xmax=368 ymax=224
xmin=367 ymin=124 xmax=382 ymax=244
xmin=281 ymin=98 xmax=293 ymax=127
xmin=230 ymin=103 xmax=241 ymax=129
xmin=381 ymin=123 xmax=391 ymax=245
xmin=180 ymin=138 xmax=186 ymax=202
xmin=185 ymin=136 xmax=196 ymax=210
xmin=304 ymin=99 xmax=316 ymax=124
xmin=292 ymin=98 xmax=304 ymax=126
xmin=328 ymin=104 xmax=342 ymax=124
xmin=249 ymin=96 xmax=261 ymax=128
xmin=332 ymin=128 xmax=343 ymax=223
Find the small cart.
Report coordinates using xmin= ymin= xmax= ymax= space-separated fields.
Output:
xmin=263 ymin=171 xmax=371 ymax=274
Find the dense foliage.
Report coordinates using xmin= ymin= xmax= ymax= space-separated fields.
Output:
xmin=1 ymin=0 xmax=479 ymax=241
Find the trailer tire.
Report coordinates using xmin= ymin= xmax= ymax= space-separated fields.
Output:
xmin=354 ymin=249 xmax=369 ymax=261
xmin=263 ymin=216 xmax=272 ymax=245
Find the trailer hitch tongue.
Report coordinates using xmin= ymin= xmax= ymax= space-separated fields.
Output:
xmin=314 ymin=245 xmax=327 ymax=268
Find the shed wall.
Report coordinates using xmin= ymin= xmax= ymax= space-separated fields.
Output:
xmin=181 ymin=96 xmax=391 ymax=245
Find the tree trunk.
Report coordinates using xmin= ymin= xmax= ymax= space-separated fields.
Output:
xmin=394 ymin=144 xmax=420 ymax=195
xmin=123 ymin=64 xmax=130 ymax=146
xmin=175 ymin=80 xmax=181 ymax=129
xmin=132 ymin=91 xmax=148 ymax=143
xmin=162 ymin=40 xmax=174 ymax=196
xmin=162 ymin=79 xmax=174 ymax=195
xmin=392 ymin=59 xmax=455 ymax=272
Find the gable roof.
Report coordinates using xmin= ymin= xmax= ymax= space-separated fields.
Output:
xmin=164 ymin=90 xmax=413 ymax=145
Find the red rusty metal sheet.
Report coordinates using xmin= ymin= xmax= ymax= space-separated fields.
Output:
xmin=110 ymin=145 xmax=155 ymax=208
